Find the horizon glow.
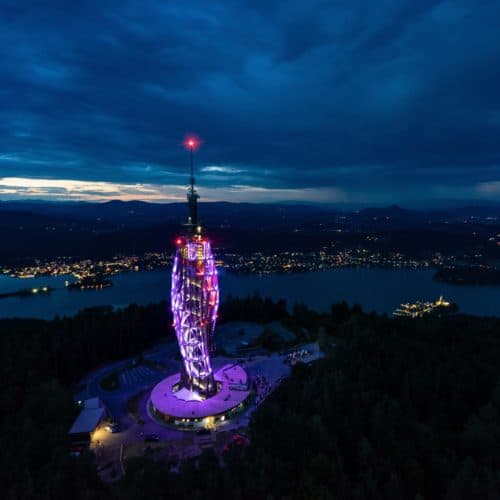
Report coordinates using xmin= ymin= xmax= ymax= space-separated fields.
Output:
xmin=0 ymin=176 xmax=349 ymax=203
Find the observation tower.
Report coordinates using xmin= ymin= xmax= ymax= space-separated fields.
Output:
xmin=171 ymin=136 xmax=218 ymax=398
xmin=149 ymin=137 xmax=250 ymax=428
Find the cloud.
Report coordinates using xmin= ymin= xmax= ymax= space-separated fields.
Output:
xmin=477 ymin=181 xmax=500 ymax=196
xmin=0 ymin=177 xmax=185 ymax=202
xmin=201 ymin=165 xmax=244 ymax=174
xmin=0 ymin=0 xmax=499 ymax=203
xmin=0 ymin=176 xmax=348 ymax=204
xmin=221 ymin=184 xmax=347 ymax=203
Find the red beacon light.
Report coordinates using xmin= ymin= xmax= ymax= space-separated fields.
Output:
xmin=175 ymin=237 xmax=183 ymax=246
xmin=183 ymin=135 xmax=201 ymax=151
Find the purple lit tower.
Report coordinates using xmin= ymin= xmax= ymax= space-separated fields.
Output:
xmin=149 ymin=137 xmax=250 ymax=428
xmin=171 ymin=136 xmax=219 ymax=398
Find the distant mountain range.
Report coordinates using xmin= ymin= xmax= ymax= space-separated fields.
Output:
xmin=2 ymin=199 xmax=500 ymax=227
xmin=0 ymin=199 xmax=333 ymax=229
xmin=0 ymin=200 xmax=498 ymax=264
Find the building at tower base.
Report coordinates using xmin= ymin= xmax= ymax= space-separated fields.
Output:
xmin=149 ymin=364 xmax=251 ymax=429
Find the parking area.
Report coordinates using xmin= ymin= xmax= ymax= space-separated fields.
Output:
xmin=119 ymin=365 xmax=162 ymax=389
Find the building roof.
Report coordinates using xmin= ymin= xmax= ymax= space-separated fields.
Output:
xmin=150 ymin=364 xmax=250 ymax=419
xmin=68 ymin=407 xmax=105 ymax=435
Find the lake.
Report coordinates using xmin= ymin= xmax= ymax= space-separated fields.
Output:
xmin=0 ymin=267 xmax=498 ymax=319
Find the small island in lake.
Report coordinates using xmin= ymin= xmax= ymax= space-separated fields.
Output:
xmin=66 ymin=274 xmax=113 ymax=290
xmin=0 ymin=286 xmax=54 ymax=299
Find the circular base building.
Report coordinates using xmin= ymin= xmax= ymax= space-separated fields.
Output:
xmin=149 ymin=364 xmax=251 ymax=429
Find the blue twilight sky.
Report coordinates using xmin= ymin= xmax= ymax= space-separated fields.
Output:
xmin=0 ymin=0 xmax=499 ymax=205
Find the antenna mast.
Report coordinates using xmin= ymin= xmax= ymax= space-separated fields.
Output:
xmin=185 ymin=136 xmax=200 ymax=232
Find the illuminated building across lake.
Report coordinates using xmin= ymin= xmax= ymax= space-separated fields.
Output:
xmin=393 ymin=295 xmax=458 ymax=318
xmin=149 ymin=137 xmax=250 ymax=428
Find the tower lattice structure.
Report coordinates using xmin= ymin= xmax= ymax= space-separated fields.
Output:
xmin=170 ymin=141 xmax=219 ymax=398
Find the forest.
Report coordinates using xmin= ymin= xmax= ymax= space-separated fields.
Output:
xmin=0 ymin=296 xmax=499 ymax=499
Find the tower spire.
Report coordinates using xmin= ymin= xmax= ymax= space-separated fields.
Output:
xmin=185 ymin=136 xmax=200 ymax=231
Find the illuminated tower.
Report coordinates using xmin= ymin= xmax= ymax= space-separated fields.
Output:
xmin=150 ymin=137 xmax=250 ymax=428
xmin=170 ymin=136 xmax=219 ymax=399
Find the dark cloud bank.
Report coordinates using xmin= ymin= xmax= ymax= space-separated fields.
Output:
xmin=0 ymin=0 xmax=499 ymax=204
